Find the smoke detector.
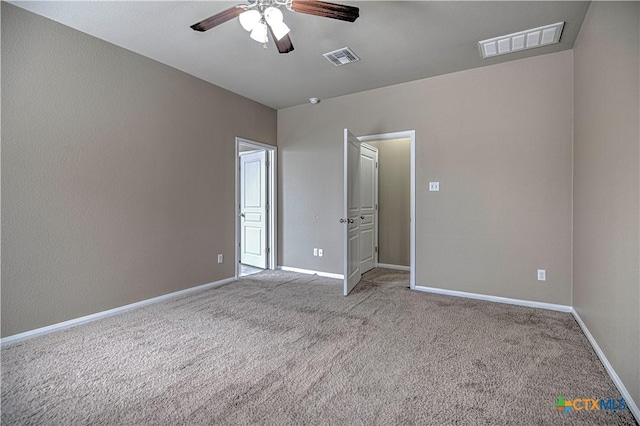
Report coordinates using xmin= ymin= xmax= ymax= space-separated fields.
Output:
xmin=309 ymin=97 xmax=321 ymax=104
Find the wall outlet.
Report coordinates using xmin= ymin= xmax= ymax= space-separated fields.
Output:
xmin=429 ymin=182 xmax=440 ymax=192
xmin=313 ymin=248 xmax=318 ymax=256
xmin=318 ymin=249 xmax=323 ymax=257
xmin=537 ymin=269 xmax=546 ymax=281
xmin=217 ymin=254 xmax=224 ymax=264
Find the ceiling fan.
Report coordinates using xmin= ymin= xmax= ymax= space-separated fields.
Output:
xmin=190 ymin=0 xmax=360 ymax=54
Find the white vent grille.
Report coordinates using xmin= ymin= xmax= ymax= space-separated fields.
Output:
xmin=323 ymin=47 xmax=360 ymax=66
xmin=478 ymin=22 xmax=565 ymax=59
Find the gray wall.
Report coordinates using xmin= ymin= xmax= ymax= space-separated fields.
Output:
xmin=278 ymin=50 xmax=574 ymax=305
xmin=1 ymin=3 xmax=277 ymax=337
xmin=367 ymin=139 xmax=410 ymax=267
xmin=573 ymin=1 xmax=640 ymax=407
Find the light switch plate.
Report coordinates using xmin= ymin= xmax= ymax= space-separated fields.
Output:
xmin=429 ymin=182 xmax=440 ymax=192
xmin=217 ymin=254 xmax=224 ymax=264
xmin=318 ymin=249 xmax=323 ymax=257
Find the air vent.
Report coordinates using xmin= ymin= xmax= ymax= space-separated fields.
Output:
xmin=323 ymin=47 xmax=360 ymax=66
xmin=478 ymin=22 xmax=565 ymax=59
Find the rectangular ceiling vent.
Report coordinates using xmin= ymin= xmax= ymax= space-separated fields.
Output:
xmin=478 ymin=22 xmax=565 ymax=59
xmin=323 ymin=47 xmax=360 ymax=67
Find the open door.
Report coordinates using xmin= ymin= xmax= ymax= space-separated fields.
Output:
xmin=240 ymin=150 xmax=268 ymax=269
xmin=343 ymin=129 xmax=362 ymax=295
xmin=359 ymin=143 xmax=378 ymax=274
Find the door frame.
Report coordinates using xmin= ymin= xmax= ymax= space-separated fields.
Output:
xmin=356 ymin=130 xmax=416 ymax=290
xmin=235 ymin=137 xmax=278 ymax=279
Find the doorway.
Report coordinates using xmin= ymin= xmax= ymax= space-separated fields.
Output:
xmin=343 ymin=130 xmax=416 ymax=295
xmin=235 ymin=138 xmax=277 ymax=279
xmin=363 ymin=138 xmax=411 ymax=273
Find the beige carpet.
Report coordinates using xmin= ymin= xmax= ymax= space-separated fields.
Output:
xmin=1 ymin=268 xmax=637 ymax=425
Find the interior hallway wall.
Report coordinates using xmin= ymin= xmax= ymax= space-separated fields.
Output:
xmin=278 ymin=50 xmax=573 ymax=306
xmin=366 ymin=139 xmax=410 ymax=267
xmin=572 ymin=1 xmax=640 ymax=407
xmin=1 ymin=4 xmax=277 ymax=337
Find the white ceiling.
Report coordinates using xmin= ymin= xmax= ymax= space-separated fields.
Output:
xmin=10 ymin=1 xmax=590 ymax=110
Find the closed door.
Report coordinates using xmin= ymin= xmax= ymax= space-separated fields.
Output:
xmin=359 ymin=143 xmax=378 ymax=274
xmin=343 ymin=129 xmax=362 ymax=295
xmin=240 ymin=151 xmax=267 ymax=269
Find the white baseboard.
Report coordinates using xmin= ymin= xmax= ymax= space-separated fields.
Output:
xmin=571 ymin=309 xmax=640 ymax=423
xmin=278 ymin=265 xmax=343 ymax=280
xmin=376 ymin=263 xmax=410 ymax=272
xmin=1 ymin=276 xmax=236 ymax=346
xmin=413 ymin=285 xmax=572 ymax=313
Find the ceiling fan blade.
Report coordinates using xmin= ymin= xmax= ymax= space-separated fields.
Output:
xmin=269 ymin=27 xmax=295 ymax=54
xmin=275 ymin=35 xmax=295 ymax=54
xmin=191 ymin=5 xmax=245 ymax=32
xmin=291 ymin=0 xmax=359 ymax=22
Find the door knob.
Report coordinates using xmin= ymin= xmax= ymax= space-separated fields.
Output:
xmin=340 ymin=218 xmax=347 ymax=223
xmin=240 ymin=213 xmax=246 ymax=218
xmin=360 ymin=216 xmax=365 ymax=220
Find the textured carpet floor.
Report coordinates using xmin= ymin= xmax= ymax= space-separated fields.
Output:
xmin=1 ymin=268 xmax=637 ymax=425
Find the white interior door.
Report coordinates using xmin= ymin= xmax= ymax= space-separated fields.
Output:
xmin=344 ymin=129 xmax=362 ymax=296
xmin=360 ymin=143 xmax=378 ymax=274
xmin=240 ymin=151 xmax=267 ymax=269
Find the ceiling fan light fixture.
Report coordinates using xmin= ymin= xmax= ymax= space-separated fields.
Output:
xmin=250 ymin=21 xmax=269 ymax=43
xmin=264 ymin=7 xmax=290 ymax=41
xmin=264 ymin=7 xmax=283 ymax=24
xmin=239 ymin=10 xmax=261 ymax=32
xmin=192 ymin=1 xmax=360 ymax=54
